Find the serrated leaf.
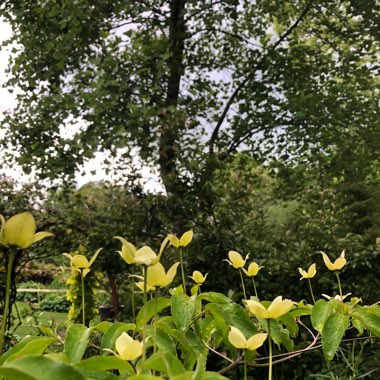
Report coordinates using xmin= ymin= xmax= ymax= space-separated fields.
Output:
xmin=171 ymin=293 xmax=196 ymax=331
xmin=153 ymin=326 xmax=177 ymax=356
xmin=351 ymin=318 xmax=364 ymax=336
xmin=100 ymin=322 xmax=136 ymax=351
xmin=136 ymin=298 xmax=171 ymax=329
xmin=75 ymin=355 xmax=134 ymax=373
xmin=0 ymin=336 xmax=55 ymax=365
xmin=94 ymin=321 xmax=113 ymax=333
xmin=64 ymin=324 xmax=92 ymax=363
xmin=6 ymin=337 xmax=58 ymax=363
xmin=279 ymin=313 xmax=298 ymax=337
xmin=144 ymin=351 xmax=185 ymax=377
xmin=0 ymin=356 xmax=85 ymax=380
xmin=128 ymin=375 xmax=165 ymax=380
xmin=206 ymin=302 xmax=257 ymax=337
xmin=197 ymin=292 xmax=232 ymax=304
xmin=352 ymin=310 xmax=380 ymax=337
xmin=311 ymin=299 xmax=334 ymax=334
xmin=322 ymin=313 xmax=350 ymax=361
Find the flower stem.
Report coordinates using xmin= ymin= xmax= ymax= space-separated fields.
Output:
xmin=244 ymin=350 xmax=248 ymax=380
xmin=153 ymin=290 xmax=158 ymax=354
xmin=308 ymin=279 xmax=316 ymax=304
xmin=131 ymin=266 xmax=136 ymax=324
xmin=179 ymin=248 xmax=187 ymax=294
xmin=0 ymin=249 xmax=15 ymax=353
xmin=268 ymin=319 xmax=273 ymax=380
xmin=335 ymin=271 xmax=343 ymax=300
xmin=81 ymin=270 xmax=86 ymax=325
xmin=252 ymin=277 xmax=258 ymax=299
xmin=141 ymin=265 xmax=148 ymax=372
xmin=239 ymin=269 xmax=247 ymax=300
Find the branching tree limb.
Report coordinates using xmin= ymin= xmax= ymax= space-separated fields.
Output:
xmin=208 ymin=0 xmax=315 ymax=155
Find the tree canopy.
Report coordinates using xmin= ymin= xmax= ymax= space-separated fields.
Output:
xmin=1 ymin=0 xmax=379 ymax=191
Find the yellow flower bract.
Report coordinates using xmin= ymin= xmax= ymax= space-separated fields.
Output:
xmin=134 ymin=262 xmax=180 ymax=291
xmin=115 ymin=332 xmax=143 ymax=361
xmin=62 ymin=248 xmax=102 ymax=278
xmin=321 ymin=250 xmax=346 ymax=271
xmin=225 ymin=251 xmax=248 ymax=269
xmin=228 ymin=326 xmax=268 ymax=351
xmin=168 ymin=230 xmax=194 ymax=248
xmin=243 ymin=262 xmax=263 ymax=277
xmin=0 ymin=212 xmax=53 ymax=249
xmin=298 ymin=263 xmax=317 ymax=280
xmin=246 ymin=296 xmax=294 ymax=319
xmin=114 ymin=236 xmax=162 ymax=267
xmin=189 ymin=270 xmax=208 ymax=284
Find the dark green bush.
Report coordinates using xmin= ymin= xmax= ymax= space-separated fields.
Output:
xmin=39 ymin=293 xmax=70 ymax=313
xmin=16 ymin=281 xmax=46 ymax=303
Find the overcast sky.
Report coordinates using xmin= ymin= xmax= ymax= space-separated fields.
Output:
xmin=0 ymin=18 xmax=162 ymax=192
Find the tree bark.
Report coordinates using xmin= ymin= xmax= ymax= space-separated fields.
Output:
xmin=158 ymin=0 xmax=186 ymax=194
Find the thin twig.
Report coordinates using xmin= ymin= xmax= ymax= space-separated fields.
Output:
xmin=209 ymin=0 xmax=315 ymax=155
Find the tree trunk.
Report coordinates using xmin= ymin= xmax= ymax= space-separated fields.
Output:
xmin=107 ymin=270 xmax=120 ymax=321
xmin=158 ymin=0 xmax=186 ymax=194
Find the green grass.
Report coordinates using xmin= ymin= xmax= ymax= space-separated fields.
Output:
xmin=11 ymin=302 xmax=68 ymax=338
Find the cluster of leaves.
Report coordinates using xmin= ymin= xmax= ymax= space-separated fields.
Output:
xmin=0 ymin=280 xmax=379 ymax=379
xmin=66 ymin=266 xmax=101 ymax=325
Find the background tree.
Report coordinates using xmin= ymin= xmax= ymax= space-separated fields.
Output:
xmin=1 ymin=0 xmax=379 ymax=304
xmin=1 ymin=1 xmax=379 ymax=191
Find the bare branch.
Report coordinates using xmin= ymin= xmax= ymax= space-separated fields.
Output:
xmin=208 ymin=0 xmax=315 ymax=155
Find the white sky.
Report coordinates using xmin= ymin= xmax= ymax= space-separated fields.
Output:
xmin=0 ymin=18 xmax=163 ymax=193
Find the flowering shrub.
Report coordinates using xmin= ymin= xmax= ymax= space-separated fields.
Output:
xmin=0 ymin=212 xmax=379 ymax=379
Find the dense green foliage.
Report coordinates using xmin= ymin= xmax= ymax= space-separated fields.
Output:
xmin=0 ymin=1 xmax=379 ymax=376
xmin=1 ymin=1 xmax=379 ymax=190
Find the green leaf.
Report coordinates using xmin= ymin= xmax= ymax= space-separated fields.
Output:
xmin=0 ymin=356 xmax=86 ymax=380
xmin=157 ymin=324 xmax=202 ymax=370
xmin=144 ymin=351 xmax=185 ymax=377
xmin=351 ymin=318 xmax=364 ymax=336
xmin=206 ymin=302 xmax=257 ymax=337
xmin=171 ymin=293 xmax=196 ymax=331
xmin=136 ymin=297 xmax=171 ymax=329
xmin=153 ymin=326 xmax=177 ymax=356
xmin=100 ymin=322 xmax=136 ymax=351
xmin=311 ymin=299 xmax=335 ymax=335
xmin=170 ymin=372 xmax=229 ymax=380
xmin=262 ymin=319 xmax=293 ymax=351
xmin=352 ymin=310 xmax=380 ymax=337
xmin=75 ymin=366 xmax=119 ymax=380
xmin=6 ymin=337 xmax=58 ymax=363
xmin=128 ymin=375 xmax=165 ymax=380
xmin=279 ymin=313 xmax=299 ymax=337
xmin=192 ymin=353 xmax=207 ymax=380
xmin=0 ymin=336 xmax=57 ymax=365
xmin=76 ymin=355 xmax=134 ymax=373
xmin=322 ymin=313 xmax=350 ymax=361
xmin=0 ymin=367 xmax=36 ymax=380
xmin=197 ymin=292 xmax=232 ymax=304
xmin=64 ymin=324 xmax=92 ymax=363
xmin=94 ymin=321 xmax=113 ymax=333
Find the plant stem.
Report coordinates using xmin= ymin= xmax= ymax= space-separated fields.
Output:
xmin=81 ymin=270 xmax=86 ymax=325
xmin=153 ymin=290 xmax=158 ymax=354
xmin=244 ymin=350 xmax=248 ymax=380
xmin=0 ymin=249 xmax=15 ymax=353
xmin=131 ymin=266 xmax=136 ymax=323
xmin=268 ymin=319 xmax=273 ymax=380
xmin=179 ymin=248 xmax=187 ymax=294
xmin=335 ymin=271 xmax=343 ymax=300
xmin=252 ymin=277 xmax=258 ymax=299
xmin=239 ymin=269 xmax=247 ymax=300
xmin=141 ymin=265 xmax=148 ymax=372
xmin=308 ymin=279 xmax=316 ymax=304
